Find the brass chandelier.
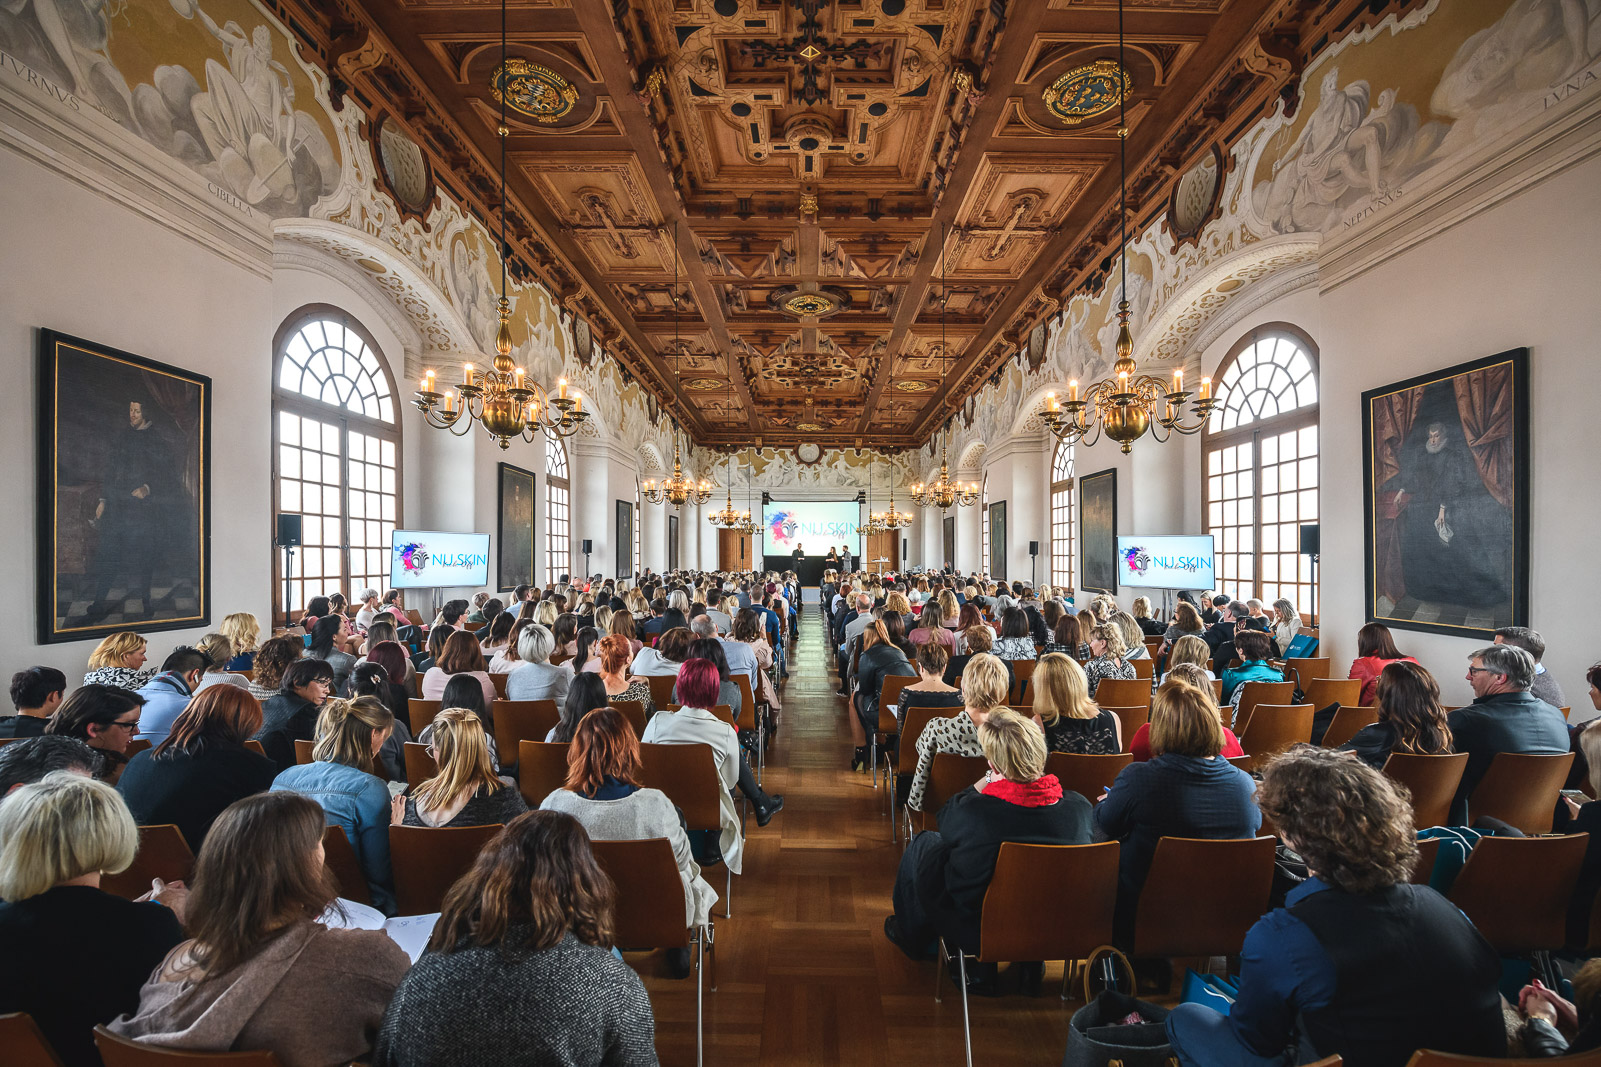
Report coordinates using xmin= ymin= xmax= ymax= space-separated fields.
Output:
xmin=414 ymin=0 xmax=587 ymax=449
xmin=707 ymin=379 xmax=756 ymax=530
xmin=911 ymin=223 xmax=979 ymax=510
xmin=1037 ymin=0 xmax=1216 ymax=454
xmin=643 ymin=220 xmax=713 ymax=509
xmin=871 ymin=459 xmax=914 ymax=530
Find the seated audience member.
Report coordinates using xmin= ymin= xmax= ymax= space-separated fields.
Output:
xmin=372 ymin=811 xmax=655 ymax=1067
xmin=1083 ymin=623 xmax=1137 ymax=699
xmin=1040 ymin=613 xmax=1084 ymax=660
xmin=1271 ymin=599 xmax=1302 ymax=657
xmin=1558 ymin=722 xmax=1601 ymax=951
xmin=300 ymin=594 xmax=332 ymax=633
xmin=1129 ymin=664 xmax=1243 ymax=763
xmin=673 ymin=637 xmax=743 ymax=717
xmin=351 ymin=656 xmax=410 ymax=730
xmin=465 ymin=593 xmax=493 ymax=625
xmin=219 ymin=613 xmax=261 ymax=671
xmin=551 ymin=614 xmax=580 ymax=660
xmin=1339 ymin=661 xmax=1454 ymax=770
xmin=307 ymin=615 xmax=359 ymax=696
xmin=1132 ymin=597 xmax=1166 ymax=637
xmin=192 ymin=633 xmax=248 ymax=694
xmin=908 ymin=654 xmax=1016 ymax=812
xmin=253 ymin=658 xmax=334 ymax=773
xmin=0 ymin=772 xmax=184 ymax=1067
xmin=594 ymin=634 xmax=657 ymax=717
xmin=1220 ymin=629 xmax=1283 ymax=705
xmin=1034 ymin=653 xmax=1120 ymax=755
xmin=639 ymin=597 xmax=669 ymax=637
xmin=478 ymin=610 xmax=517 ymax=657
xmin=1095 ymin=680 xmax=1260 ymax=941
xmin=272 ymin=696 xmax=396 ymax=912
xmin=243 ymin=634 xmax=306 ymax=705
xmin=414 ymin=625 xmax=451 ymax=676
xmin=571 ymin=626 xmax=602 ymax=675
xmin=549 ymin=673 xmax=610 ymax=744
xmin=910 ymin=597 xmax=958 ymax=650
xmin=992 ymin=608 xmax=1038 ymax=662
xmin=1347 ymin=622 xmax=1419 ymax=706
xmin=731 ymin=609 xmax=781 ymax=715
xmin=84 ymin=631 xmax=156 ymax=690
xmin=1166 ymin=746 xmax=1506 ymax=1067
xmin=109 ymin=792 xmax=408 ymax=1064
xmin=630 ymin=625 xmax=693 ymax=677
xmin=898 ymin=640 xmax=964 ymax=728
xmin=117 ymin=687 xmax=277 ymax=853
xmin=850 ymin=621 xmax=916 ymax=769
xmin=1514 ymin=963 xmax=1601 ymax=1058
xmin=488 ymin=619 xmax=531 ymax=674
xmin=412 ymin=676 xmax=483 ymax=769
xmin=606 ymin=609 xmax=645 ymax=659
xmin=1448 ymin=643 xmax=1569 ymax=824
xmin=1159 ymin=601 xmax=1208 ymax=660
xmin=1161 ymin=634 xmax=1217 ymax=685
xmin=884 ymin=708 xmax=1093 ymax=992
xmin=1495 ymin=625 xmax=1566 ymax=708
xmin=134 ymin=646 xmax=213 ymax=746
xmin=0 ymin=735 xmax=103 ymax=795
xmin=1114 ymin=613 xmax=1149 ymax=660
xmin=1202 ymin=600 xmax=1248 ymax=655
xmin=397 ymin=709 xmax=526 ymax=828
xmin=354 ymin=588 xmax=382 ymax=632
xmin=0 ymin=666 xmax=67 ymax=738
xmin=422 ymin=630 xmax=497 ymax=707
xmin=506 ymin=623 xmax=573 ymax=711
xmin=944 ymin=625 xmax=1016 ymax=691
xmin=539 ymin=708 xmax=717 ymax=976
xmin=44 ymin=684 xmax=147 ymax=783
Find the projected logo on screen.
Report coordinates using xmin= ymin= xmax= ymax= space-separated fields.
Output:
xmin=1124 ymin=545 xmax=1206 ymax=575
xmin=768 ymin=511 xmax=799 ymax=543
xmin=1122 ymin=546 xmax=1151 ymax=577
xmin=397 ymin=542 xmax=429 ymax=575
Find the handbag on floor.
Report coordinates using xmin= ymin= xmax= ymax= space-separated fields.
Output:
xmin=1062 ymin=990 xmax=1176 ymax=1067
xmin=1180 ymin=968 xmax=1239 ymax=1015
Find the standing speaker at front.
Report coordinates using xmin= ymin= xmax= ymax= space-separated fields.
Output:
xmin=1299 ymin=524 xmax=1320 ymax=555
xmin=581 ymin=539 xmax=593 ymax=554
xmin=276 ymin=514 xmax=302 ymax=547
xmin=1029 ymin=541 xmax=1040 ymax=556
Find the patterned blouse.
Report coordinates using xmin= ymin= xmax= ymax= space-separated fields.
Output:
xmin=611 ymin=679 xmax=658 ymax=718
xmin=993 ymin=636 xmax=1038 ymax=662
xmin=907 ymin=710 xmax=982 ymax=812
xmin=1043 ymin=709 xmax=1120 ymax=755
xmin=1083 ymin=655 xmax=1136 ymax=699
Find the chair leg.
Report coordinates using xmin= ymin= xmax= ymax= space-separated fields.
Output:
xmin=870 ymin=734 xmax=879 ymax=789
xmin=724 ymin=865 xmax=732 ymax=919
xmin=934 ymin=937 xmax=946 ymax=1003
xmin=695 ymin=928 xmax=705 ymax=1067
xmin=956 ymin=951 xmax=974 ymax=1067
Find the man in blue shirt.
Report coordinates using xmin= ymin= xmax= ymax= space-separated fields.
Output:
xmin=133 ymin=646 xmax=212 ymax=745
xmin=1447 ymin=643 xmax=1569 ymax=823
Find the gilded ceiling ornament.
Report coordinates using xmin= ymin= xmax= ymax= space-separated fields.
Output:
xmin=784 ymin=292 xmax=836 ymax=316
xmin=490 ymin=60 xmax=580 ymax=124
xmin=1042 ymin=60 xmax=1130 ymax=125
xmin=683 ymin=377 xmax=724 ymax=390
xmin=895 ymin=379 xmax=936 ymax=392
xmin=798 ymin=192 xmax=819 ymax=217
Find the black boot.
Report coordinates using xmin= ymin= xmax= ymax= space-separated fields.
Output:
xmin=665 ymin=947 xmax=693 ymax=979
xmin=850 ymin=746 xmax=868 ymax=771
xmin=755 ymin=793 xmax=785 ymax=827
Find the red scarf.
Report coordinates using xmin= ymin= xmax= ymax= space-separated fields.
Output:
xmin=981 ymin=773 xmax=1064 ymax=807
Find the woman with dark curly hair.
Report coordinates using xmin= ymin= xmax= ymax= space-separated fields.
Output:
xmin=1166 ymin=745 xmax=1505 ymax=1067
xmin=1338 ymin=661 xmax=1454 ymax=769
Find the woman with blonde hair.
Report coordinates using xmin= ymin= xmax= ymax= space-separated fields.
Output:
xmin=395 ymin=708 xmax=527 ymax=829
xmin=271 ymin=696 xmax=396 ymax=912
xmin=1129 ymin=665 xmax=1242 ymax=762
xmin=936 ymin=589 xmax=961 ymax=630
xmin=1083 ymin=622 xmax=1136 ymax=698
xmin=1113 ymin=612 xmax=1148 ymax=660
xmin=1076 ymin=608 xmax=1097 ymax=644
xmin=1160 ymin=633 xmax=1216 ymax=684
xmin=192 ymin=633 xmax=249 ymax=693
xmin=1033 ymin=653 xmax=1120 ymax=754
xmin=907 ymin=653 xmax=1036 ymax=811
xmin=1131 ymin=596 xmax=1165 ymax=637
xmin=219 ymin=613 xmax=261 ymax=670
xmin=84 ymin=632 xmax=155 ymax=690
xmin=534 ymin=600 xmax=560 ymax=628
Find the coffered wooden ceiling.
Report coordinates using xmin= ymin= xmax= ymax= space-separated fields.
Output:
xmin=312 ymin=0 xmax=1396 ymax=449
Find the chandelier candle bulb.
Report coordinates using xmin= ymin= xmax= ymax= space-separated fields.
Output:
xmin=463 ymin=364 xmax=473 ymax=387
xmin=574 ymin=394 xmax=583 ymax=413
xmin=558 ymin=378 xmax=568 ymax=400
xmin=1069 ymin=380 xmax=1079 ymax=403
xmin=1201 ymin=376 xmax=1211 ymax=400
xmin=1173 ymin=368 xmax=1183 ymax=393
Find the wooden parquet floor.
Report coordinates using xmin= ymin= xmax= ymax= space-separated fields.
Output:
xmin=636 ymin=607 xmax=1080 ymax=1066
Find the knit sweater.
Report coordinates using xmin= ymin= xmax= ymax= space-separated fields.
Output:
xmin=373 ymin=928 xmax=658 ymax=1067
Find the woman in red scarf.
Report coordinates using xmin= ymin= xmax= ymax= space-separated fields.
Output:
xmin=883 ymin=708 xmax=1093 ymax=995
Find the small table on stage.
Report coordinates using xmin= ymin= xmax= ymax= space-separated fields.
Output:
xmin=872 ymin=557 xmax=890 ymax=575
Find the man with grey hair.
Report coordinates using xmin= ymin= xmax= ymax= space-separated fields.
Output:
xmin=689 ymin=613 xmax=759 ymax=691
xmin=0 ymin=735 xmax=103 ymax=795
xmin=1447 ymin=643 xmax=1568 ymax=824
xmin=1494 ymin=626 xmax=1566 ymax=708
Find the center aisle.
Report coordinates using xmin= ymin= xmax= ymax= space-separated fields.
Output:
xmin=638 ymin=607 xmax=1076 ymax=1065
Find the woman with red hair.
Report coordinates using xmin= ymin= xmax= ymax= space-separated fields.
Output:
xmin=593 ymin=634 xmax=656 ymax=717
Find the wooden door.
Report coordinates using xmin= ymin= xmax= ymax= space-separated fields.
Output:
xmin=718 ymin=528 xmax=754 ymax=571
xmin=865 ymin=531 xmax=900 ymax=573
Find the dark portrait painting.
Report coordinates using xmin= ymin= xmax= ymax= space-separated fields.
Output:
xmin=38 ymin=330 xmax=210 ymax=644
xmin=616 ymin=500 xmax=633 ymax=580
xmin=497 ymin=463 xmax=536 ymax=592
xmin=1080 ymin=468 xmax=1118 ymax=594
xmin=989 ymin=501 xmax=1007 ymax=579
xmin=1363 ymin=348 xmax=1529 ymax=639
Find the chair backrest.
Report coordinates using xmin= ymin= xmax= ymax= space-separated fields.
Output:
xmin=408 ymin=699 xmax=443 ymax=734
xmin=734 ymin=673 xmax=759 ymax=731
xmin=322 ymin=824 xmax=371 ymax=905
xmin=638 ymin=742 xmax=723 ymax=832
xmin=549 ymin=651 xmax=571 ymax=667
xmin=1211 ymin=678 xmax=1223 ymax=702
xmin=1410 ymin=836 xmax=1441 ymax=886
xmin=125 ymin=739 xmax=152 ymax=760
xmin=1382 ymin=752 xmax=1470 ymax=830
xmin=1101 ymin=706 xmax=1149 ymax=748
xmin=1008 ymin=659 xmax=1038 ymax=706
xmin=1468 ymin=751 xmax=1575 ymax=834
xmin=1232 ymin=680 xmax=1296 ymax=734
xmin=878 ymin=674 xmax=917 ymax=722
xmin=1131 ymin=657 xmax=1154 ymax=681
xmin=101 ymin=825 xmax=194 ymax=899
xmin=1405 ymin=1050 xmax=1601 ymax=1066
xmin=607 ymin=699 xmax=647 ymax=736
xmin=1237 ymin=704 xmax=1315 ymax=764
xmin=708 ymin=704 xmax=736 ymax=728
xmin=0 ymin=1012 xmax=66 ymax=1067
xmin=900 ymin=706 xmax=962 ymax=766
xmin=228 ymin=669 xmax=255 ymax=682
xmin=517 ymin=740 xmax=571 ymax=806
xmin=242 ymin=738 xmax=266 ymax=756
xmin=292 ymin=738 xmax=315 ymax=765
xmin=403 ymin=741 xmax=439 ymax=790
xmin=1303 ymin=677 xmax=1361 ymax=710
xmin=1448 ymin=833 xmax=1587 ymax=955
xmin=488 ymin=672 xmax=509 ymax=699
xmin=1044 ymin=751 xmax=1133 ymax=805
xmin=978 ymin=842 xmax=1120 ymax=963
xmin=1282 ymin=657 xmax=1332 ymax=688
xmin=1133 ymin=836 xmax=1276 ymax=958
xmin=924 ymin=752 xmax=990 ymax=814
xmin=95 ymin=1026 xmax=282 ymax=1066
xmin=590 ymin=839 xmax=692 ymax=948
xmin=405 ymin=609 xmax=425 ymax=627
xmin=1096 ymin=677 xmax=1151 ymax=710
xmin=645 ymin=675 xmax=677 ymax=709
xmin=1319 ymin=704 xmax=1379 ymax=749
xmin=491 ymin=699 xmax=561 ymax=765
xmin=389 ymin=823 xmax=502 ymax=914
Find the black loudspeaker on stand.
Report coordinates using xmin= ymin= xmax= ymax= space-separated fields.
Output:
xmin=275 ymin=514 xmax=302 ymax=622
xmin=1300 ymin=523 xmax=1319 ymax=623
xmin=581 ymin=539 xmax=593 ymax=579
xmin=1029 ymin=540 xmax=1039 ymax=586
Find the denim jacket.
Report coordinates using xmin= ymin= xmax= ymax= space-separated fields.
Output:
xmin=271 ymin=760 xmax=395 ymax=913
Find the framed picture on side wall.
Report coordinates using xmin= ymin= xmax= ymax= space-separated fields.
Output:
xmin=497 ymin=462 xmax=537 ymax=592
xmin=989 ymin=500 xmax=1007 ymax=579
xmin=37 ymin=329 xmax=211 ymax=643
xmin=616 ymin=499 xmax=633 ymax=580
xmin=1362 ymin=347 xmax=1529 ymax=639
xmin=1079 ymin=468 xmax=1118 ymax=594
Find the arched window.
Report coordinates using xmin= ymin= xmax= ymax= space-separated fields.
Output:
xmin=980 ymin=475 xmax=990 ymax=576
xmin=1203 ymin=325 xmax=1319 ymax=616
xmin=545 ymin=428 xmax=570 ymax=583
xmin=1050 ymin=440 xmax=1075 ymax=592
xmin=272 ymin=309 xmax=401 ymax=624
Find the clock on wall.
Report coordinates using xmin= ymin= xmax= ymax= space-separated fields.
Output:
xmin=795 ymin=442 xmax=823 ymax=465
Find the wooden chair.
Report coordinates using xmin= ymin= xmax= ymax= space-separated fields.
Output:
xmin=1448 ymin=834 xmax=1587 ymax=956
xmin=95 ymin=1026 xmax=282 ymax=1065
xmin=407 ymin=699 xmax=443 ymax=734
xmin=936 ymin=842 xmax=1121 ymax=1062
xmin=1096 ymin=677 xmax=1151 ymax=710
xmin=1101 ymin=706 xmax=1149 ymax=750
xmin=102 ymin=825 xmax=194 ymax=899
xmin=488 ymin=672 xmax=509 ymax=698
xmin=489 ymin=699 xmax=561 ymax=766
xmin=517 ymin=740 xmax=571 ymax=806
xmin=125 ymin=739 xmax=152 ymax=760
xmin=897 ymin=706 xmax=963 ymax=838
xmin=591 ymin=839 xmax=713 ymax=1066
xmin=292 ymin=738 xmax=315 ymax=765
xmin=874 ymin=698 xmax=903 ymax=831
xmin=1236 ymin=703 xmax=1315 ymax=771
xmin=645 ymin=674 xmax=677 ymax=710
xmin=1045 ymin=751 xmax=1132 ymax=805
xmin=708 ymin=704 xmax=736 ymax=728
xmin=1133 ymin=836 xmax=1277 ymax=959
xmin=1465 ymin=752 xmax=1575 ymax=834
xmin=638 ymin=742 xmax=732 ymax=913
xmin=549 ymin=651 xmax=571 ymax=667
xmin=322 ymin=825 xmax=371 ymax=905
xmin=403 ymin=742 xmax=438 ymax=790
xmin=1231 ymin=680 xmax=1296 ymax=734
xmin=870 ymin=674 xmax=919 ymax=791
xmin=1405 ymin=1050 xmax=1601 ymax=1066
xmin=1282 ymin=657 xmax=1331 ymax=689
xmin=1319 ymin=705 xmax=1379 ymax=749
xmin=1383 ymin=753 xmax=1469 ymax=830
xmin=242 ymin=738 xmax=266 ymax=756
xmin=1410 ymin=836 xmax=1441 ymax=887
xmin=1131 ymin=657 xmax=1154 ymax=681
xmin=228 ymin=669 xmax=255 ymax=682
xmin=733 ymin=672 xmax=766 ymax=783
xmin=1303 ymin=677 xmax=1361 ymax=710
xmin=1211 ymin=678 xmax=1223 ymax=702
xmin=0 ymin=1013 xmax=65 ymax=1067
xmin=914 ymin=752 xmax=989 ymax=833
xmin=405 ymin=609 xmax=426 ymax=628
xmin=389 ymin=823 xmax=502 ymax=914
xmin=1008 ymin=659 xmax=1038 ymax=707
xmin=607 ymin=699 xmax=647 ymax=736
